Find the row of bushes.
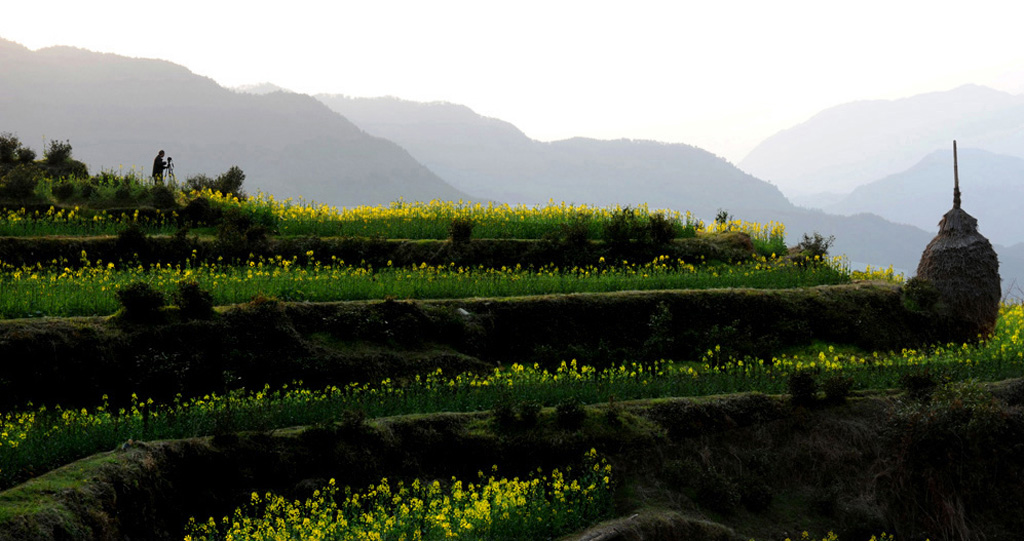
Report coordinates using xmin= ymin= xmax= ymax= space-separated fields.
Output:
xmin=1 ymin=166 xmax=247 ymax=204
xmin=1 ymin=132 xmax=247 ymax=202
xmin=0 ymin=135 xmax=89 ymax=197
xmin=0 ymin=224 xmax=759 ymax=270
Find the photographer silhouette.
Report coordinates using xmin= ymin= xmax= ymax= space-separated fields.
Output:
xmin=152 ymin=150 xmax=171 ymax=182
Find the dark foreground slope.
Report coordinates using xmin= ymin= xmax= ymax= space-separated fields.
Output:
xmin=4 ymin=383 xmax=1024 ymax=541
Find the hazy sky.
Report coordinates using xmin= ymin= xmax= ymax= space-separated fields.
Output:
xmin=3 ymin=0 xmax=1023 ymax=162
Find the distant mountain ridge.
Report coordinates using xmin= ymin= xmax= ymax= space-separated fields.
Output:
xmin=314 ymin=95 xmax=793 ymax=220
xmin=4 ymin=37 xmax=1021 ymax=294
xmin=0 ymin=38 xmax=468 ymax=206
xmin=313 ymin=95 xmax=953 ymax=278
xmin=826 ymin=147 xmax=1024 ymax=247
xmin=739 ymin=84 xmax=1024 ymax=198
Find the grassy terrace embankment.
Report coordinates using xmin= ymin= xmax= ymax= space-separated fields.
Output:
xmin=2 ymin=289 xmax=1022 ymax=540
xmin=0 ymin=283 xmax=945 ymax=410
xmin=4 ymin=383 xmax=1024 ymax=541
xmin=0 ymin=235 xmax=839 ymax=320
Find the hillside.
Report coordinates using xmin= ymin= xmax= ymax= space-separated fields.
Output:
xmin=739 ymin=84 xmax=1024 ymax=199
xmin=1 ymin=177 xmax=1022 ymax=540
xmin=0 ymin=38 xmax=469 ymax=205
xmin=826 ymin=147 xmax=1024 ymax=247
xmin=314 ymin=95 xmax=794 ymax=219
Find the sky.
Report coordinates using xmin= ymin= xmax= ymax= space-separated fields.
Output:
xmin=3 ymin=0 xmax=1023 ymax=163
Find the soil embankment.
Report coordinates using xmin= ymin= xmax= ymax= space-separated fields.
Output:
xmin=4 ymin=385 xmax=1024 ymax=541
xmin=0 ymin=283 xmax=949 ymax=410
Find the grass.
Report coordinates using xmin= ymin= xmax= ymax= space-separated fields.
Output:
xmin=3 ymin=179 xmax=786 ymax=247
xmin=0 ymin=255 xmax=850 ymax=319
xmin=0 ymin=303 xmax=1020 ymax=492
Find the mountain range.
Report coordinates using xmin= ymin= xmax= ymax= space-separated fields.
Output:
xmin=314 ymin=95 xmax=793 ymax=219
xmin=0 ymin=39 xmax=467 ymax=205
xmin=825 ymin=147 xmax=1024 ymax=247
xmin=309 ymin=95 xmax=948 ymax=276
xmin=740 ymin=84 xmax=1024 ymax=202
xmin=2 ymin=36 xmax=1020 ymax=293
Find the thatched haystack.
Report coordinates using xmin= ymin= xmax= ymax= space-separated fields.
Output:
xmin=914 ymin=141 xmax=1001 ymax=339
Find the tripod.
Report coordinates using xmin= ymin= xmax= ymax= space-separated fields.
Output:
xmin=163 ymin=157 xmax=175 ymax=183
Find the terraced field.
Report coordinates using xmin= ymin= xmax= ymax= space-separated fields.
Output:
xmin=1 ymin=173 xmax=1021 ymax=541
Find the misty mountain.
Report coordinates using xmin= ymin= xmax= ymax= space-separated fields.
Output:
xmin=0 ymin=38 xmax=468 ymax=205
xmin=314 ymin=95 xmax=793 ymax=220
xmin=761 ymin=207 xmax=934 ymax=273
xmin=999 ymin=243 xmax=1024 ymax=294
xmin=826 ymin=148 xmax=1024 ymax=247
xmin=4 ymin=37 xmax=1018 ymax=293
xmin=317 ymin=94 xmax=1024 ymax=294
xmin=739 ymin=84 xmax=1024 ymax=199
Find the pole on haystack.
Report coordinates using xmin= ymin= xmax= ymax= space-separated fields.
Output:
xmin=953 ymin=140 xmax=961 ymax=209
xmin=912 ymin=140 xmax=1001 ymax=341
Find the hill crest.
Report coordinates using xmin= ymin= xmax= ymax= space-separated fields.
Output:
xmin=739 ymin=84 xmax=1024 ymax=197
xmin=0 ymin=39 xmax=469 ymax=206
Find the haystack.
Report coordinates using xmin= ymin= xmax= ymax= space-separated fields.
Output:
xmin=915 ymin=141 xmax=1001 ymax=339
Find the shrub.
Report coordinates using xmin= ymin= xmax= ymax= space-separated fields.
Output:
xmin=183 ymin=174 xmax=216 ymax=193
xmin=994 ymin=378 xmax=1024 ymax=407
xmin=555 ymin=397 xmax=586 ymax=430
xmin=215 ymin=166 xmax=246 ymax=198
xmin=492 ymin=393 xmax=518 ymax=430
xmin=0 ymin=164 xmax=44 ymax=199
xmin=215 ymin=209 xmax=269 ymax=259
xmin=116 ymin=224 xmax=148 ymax=258
xmin=51 ymin=181 xmax=76 ymax=201
xmin=788 ymin=370 xmax=818 ymax=407
xmin=150 ymin=184 xmax=178 ymax=209
xmin=644 ymin=301 xmax=676 ymax=359
xmin=822 ymin=374 xmax=855 ymax=405
xmin=180 ymin=196 xmax=216 ymax=225
xmin=44 ymin=139 xmax=73 ymax=166
xmin=899 ymin=370 xmax=939 ymax=402
xmin=114 ymin=184 xmax=133 ymax=203
xmin=174 ymin=280 xmax=215 ymax=320
xmin=448 ymin=217 xmax=474 ymax=244
xmin=797 ymin=232 xmax=835 ymax=259
xmin=603 ymin=207 xmax=640 ymax=247
xmin=603 ymin=396 xmax=623 ymax=427
xmin=714 ymin=208 xmax=732 ymax=225
xmin=48 ymin=159 xmax=89 ymax=180
xmin=559 ymin=216 xmax=591 ymax=247
xmin=0 ymin=132 xmax=19 ymax=164
xmin=517 ymin=400 xmax=542 ymax=428
xmin=337 ymin=408 xmax=368 ymax=436
xmin=184 ymin=166 xmax=246 ymax=198
xmin=645 ymin=212 xmax=677 ymax=245
xmin=492 ymin=395 xmax=543 ymax=430
xmin=169 ymin=226 xmax=198 ymax=259
xmin=115 ymin=281 xmax=166 ymax=323
xmin=16 ymin=147 xmax=36 ymax=164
